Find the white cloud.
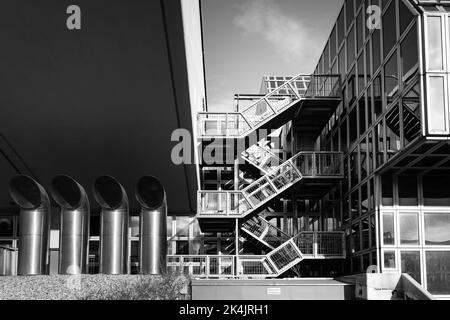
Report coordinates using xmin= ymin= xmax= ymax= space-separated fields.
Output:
xmin=233 ymin=0 xmax=320 ymax=65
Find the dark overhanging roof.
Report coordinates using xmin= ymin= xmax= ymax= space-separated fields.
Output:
xmin=0 ymin=0 xmax=198 ymax=214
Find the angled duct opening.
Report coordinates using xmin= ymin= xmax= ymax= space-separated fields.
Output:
xmin=93 ymin=176 xmax=126 ymax=210
xmin=9 ymin=175 xmax=43 ymax=210
xmin=136 ymin=176 xmax=165 ymax=210
xmin=51 ymin=175 xmax=83 ymax=209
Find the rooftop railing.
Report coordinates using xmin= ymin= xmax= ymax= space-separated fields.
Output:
xmin=198 ymin=74 xmax=341 ymax=138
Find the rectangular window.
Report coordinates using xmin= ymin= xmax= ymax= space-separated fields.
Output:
xmin=384 ymin=250 xmax=396 ymax=269
xmin=423 ymin=176 xmax=450 ymax=206
xmin=338 ymin=8 xmax=346 ymax=48
xmin=0 ymin=216 xmax=14 ymax=237
xmin=426 ymin=16 xmax=444 ymax=70
xmin=176 ymin=217 xmax=190 ymax=237
xmin=401 ymin=26 xmax=418 ymax=78
xmin=348 ymin=25 xmax=356 ymax=69
xmin=427 ymin=76 xmax=447 ymax=134
xmin=398 ymin=176 xmax=418 ymax=206
xmin=383 ymin=0 xmax=397 ymax=58
xmin=362 ymin=218 xmax=370 ymax=250
xmin=384 ymin=51 xmax=399 ymax=106
xmin=424 ymin=213 xmax=450 ymax=245
xmin=401 ymin=251 xmax=421 ymax=284
xmin=426 ymin=251 xmax=450 ymax=295
xmin=399 ymin=213 xmax=419 ymax=245
xmin=382 ymin=175 xmax=393 ymax=206
xmin=372 ymin=30 xmax=381 ymax=72
xmin=370 ymin=215 xmax=376 ymax=248
xmin=382 ymin=212 xmax=395 ymax=245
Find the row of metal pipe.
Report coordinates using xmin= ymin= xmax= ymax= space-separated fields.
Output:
xmin=9 ymin=175 xmax=167 ymax=276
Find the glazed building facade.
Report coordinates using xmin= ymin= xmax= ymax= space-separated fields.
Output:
xmin=312 ymin=0 xmax=450 ymax=297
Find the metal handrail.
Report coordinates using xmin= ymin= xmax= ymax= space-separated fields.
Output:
xmin=198 ymin=151 xmax=343 ymax=218
xmin=198 ymin=74 xmax=342 ymax=138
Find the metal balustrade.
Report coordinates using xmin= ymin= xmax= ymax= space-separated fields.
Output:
xmin=198 ymin=74 xmax=341 ymax=138
xmin=198 ymin=151 xmax=343 ymax=218
xmin=166 ymin=231 xmax=345 ymax=278
xmin=293 ymin=231 xmax=346 ymax=259
xmin=241 ymin=215 xmax=290 ymax=249
xmin=241 ymin=145 xmax=282 ymax=174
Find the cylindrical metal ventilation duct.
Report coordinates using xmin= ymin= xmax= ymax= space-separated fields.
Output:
xmin=93 ymin=176 xmax=128 ymax=275
xmin=50 ymin=175 xmax=90 ymax=275
xmin=135 ymin=176 xmax=167 ymax=275
xmin=9 ymin=175 xmax=51 ymax=275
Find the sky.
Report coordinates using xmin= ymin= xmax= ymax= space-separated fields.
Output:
xmin=201 ymin=0 xmax=344 ymax=111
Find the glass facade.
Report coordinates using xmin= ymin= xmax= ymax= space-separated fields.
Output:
xmin=311 ymin=0 xmax=450 ymax=295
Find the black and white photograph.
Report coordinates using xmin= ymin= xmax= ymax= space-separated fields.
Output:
xmin=0 ymin=0 xmax=448 ymax=306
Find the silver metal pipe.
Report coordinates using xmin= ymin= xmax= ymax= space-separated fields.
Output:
xmin=93 ymin=176 xmax=128 ymax=275
xmin=135 ymin=176 xmax=167 ymax=275
xmin=50 ymin=175 xmax=90 ymax=275
xmin=9 ymin=175 xmax=51 ymax=275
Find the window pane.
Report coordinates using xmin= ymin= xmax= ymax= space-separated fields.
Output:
xmin=384 ymin=50 xmax=399 ymax=105
xmin=176 ymin=240 xmax=189 ymax=254
xmin=398 ymin=176 xmax=418 ymax=206
xmin=0 ymin=217 xmax=13 ymax=237
xmin=372 ymin=29 xmax=381 ymax=71
xmin=382 ymin=212 xmax=395 ymax=245
xmin=362 ymin=218 xmax=370 ymax=250
xmin=339 ymin=47 xmax=346 ymax=79
xmin=348 ymin=25 xmax=356 ymax=69
xmin=427 ymin=17 xmax=443 ymax=70
xmin=357 ymin=10 xmax=363 ymax=52
xmin=330 ymin=25 xmax=337 ymax=59
xmin=401 ymin=251 xmax=421 ymax=284
xmin=346 ymin=0 xmax=354 ymax=30
xmin=90 ymin=215 xmax=100 ymax=237
xmin=176 ymin=216 xmax=190 ymax=237
xmin=375 ymin=121 xmax=385 ymax=167
xmin=401 ymin=26 xmax=418 ymax=78
xmin=399 ymin=213 xmax=419 ymax=245
xmin=423 ymin=176 xmax=450 ymax=206
xmin=427 ymin=76 xmax=447 ymax=133
xmin=382 ymin=175 xmax=393 ymax=206
xmin=338 ymin=8 xmax=345 ymax=47
xmin=424 ymin=213 xmax=450 ymax=245
xmin=399 ymin=0 xmax=415 ymax=36
xmin=426 ymin=251 xmax=450 ymax=295
xmin=130 ymin=216 xmax=139 ymax=237
xmin=384 ymin=250 xmax=396 ymax=268
xmin=383 ymin=1 xmax=397 ymax=57
xmin=352 ymin=222 xmax=361 ymax=253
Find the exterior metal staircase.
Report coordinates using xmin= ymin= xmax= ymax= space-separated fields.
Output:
xmin=386 ymin=103 xmax=421 ymax=142
xmin=167 ymin=215 xmax=345 ymax=279
xmin=170 ymin=74 xmax=345 ymax=279
xmin=198 ymin=74 xmax=341 ymax=139
xmin=241 ymin=144 xmax=282 ymax=174
xmin=198 ymin=151 xmax=343 ymax=219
